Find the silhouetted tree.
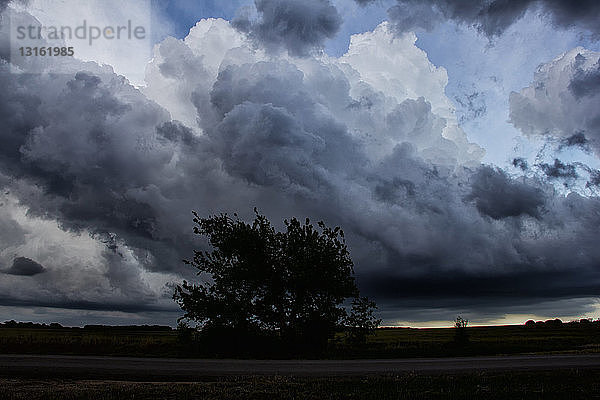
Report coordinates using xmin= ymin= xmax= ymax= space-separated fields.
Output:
xmin=174 ymin=209 xmax=380 ymax=355
xmin=454 ymin=315 xmax=469 ymax=344
xmin=343 ymin=296 xmax=382 ymax=345
xmin=545 ymin=318 xmax=563 ymax=327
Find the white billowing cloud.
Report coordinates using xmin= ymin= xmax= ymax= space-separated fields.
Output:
xmin=411 ymin=12 xmax=595 ymax=169
xmin=143 ymin=19 xmax=247 ymax=129
xmin=337 ymin=23 xmax=483 ymax=164
xmin=510 ymin=47 xmax=600 ymax=155
xmin=184 ymin=18 xmax=247 ymax=73
xmin=144 ymin=20 xmax=482 ymax=166
xmin=341 ymin=23 xmax=451 ymax=115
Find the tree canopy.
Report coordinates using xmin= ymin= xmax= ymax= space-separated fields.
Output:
xmin=174 ymin=209 xmax=379 ymax=354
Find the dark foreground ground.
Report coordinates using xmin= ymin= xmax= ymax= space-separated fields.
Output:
xmin=2 ymin=323 xmax=599 ymax=398
xmin=2 ymin=369 xmax=600 ymax=399
xmin=2 ymin=355 xmax=600 ymax=399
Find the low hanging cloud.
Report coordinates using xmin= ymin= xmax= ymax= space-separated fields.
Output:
xmin=232 ymin=0 xmax=342 ymax=56
xmin=358 ymin=0 xmax=600 ymax=38
xmin=467 ymin=166 xmax=545 ymax=220
xmin=4 ymin=257 xmax=45 ymax=276
xmin=1 ymin=6 xmax=600 ymax=323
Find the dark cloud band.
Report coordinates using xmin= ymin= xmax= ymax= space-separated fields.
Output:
xmin=365 ymin=0 xmax=600 ymax=37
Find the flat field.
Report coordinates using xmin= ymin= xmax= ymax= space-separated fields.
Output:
xmin=348 ymin=323 xmax=600 ymax=358
xmin=1 ymin=323 xmax=599 ymax=358
xmin=0 ymin=326 xmax=178 ymax=357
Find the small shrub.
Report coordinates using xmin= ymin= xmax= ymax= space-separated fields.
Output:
xmin=176 ymin=321 xmax=195 ymax=343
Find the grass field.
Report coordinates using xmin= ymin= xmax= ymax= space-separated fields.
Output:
xmin=2 ymin=370 xmax=600 ymax=399
xmin=1 ymin=321 xmax=599 ymax=358
xmin=339 ymin=323 xmax=600 ymax=358
xmin=0 ymin=327 xmax=179 ymax=357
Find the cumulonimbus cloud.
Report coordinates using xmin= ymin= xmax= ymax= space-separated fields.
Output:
xmin=1 ymin=6 xmax=600 ymax=323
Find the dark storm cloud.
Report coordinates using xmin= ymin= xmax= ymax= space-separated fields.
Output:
xmin=512 ymin=157 xmax=528 ymax=171
xmin=559 ymin=132 xmax=589 ymax=151
xmin=4 ymin=257 xmax=45 ymax=276
xmin=373 ymin=178 xmax=416 ymax=204
xmin=569 ymin=56 xmax=600 ymax=98
xmin=232 ymin=0 xmax=342 ymax=56
xmin=543 ymin=0 xmax=600 ymax=37
xmin=539 ymin=159 xmax=578 ymax=179
xmin=204 ymin=60 xmax=365 ymax=189
xmin=2 ymin=10 xmax=600 ymax=322
xmin=358 ymin=190 xmax=600 ymax=314
xmin=360 ymin=268 xmax=600 ymax=306
xmin=373 ymin=0 xmax=600 ymax=37
xmin=587 ymin=169 xmax=600 ymax=188
xmin=0 ymin=296 xmax=176 ymax=313
xmin=466 ymin=166 xmax=544 ymax=219
xmin=0 ymin=68 xmax=192 ymax=272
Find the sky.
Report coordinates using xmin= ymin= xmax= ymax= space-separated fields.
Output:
xmin=0 ymin=0 xmax=600 ymax=328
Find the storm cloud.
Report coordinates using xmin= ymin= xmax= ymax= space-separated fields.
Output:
xmin=569 ymin=56 xmax=600 ymax=99
xmin=1 ymin=6 xmax=600 ymax=324
xmin=232 ymin=0 xmax=342 ymax=56
xmin=362 ymin=0 xmax=600 ymax=38
xmin=539 ymin=159 xmax=578 ymax=180
xmin=559 ymin=132 xmax=589 ymax=151
xmin=4 ymin=257 xmax=45 ymax=276
xmin=467 ymin=166 xmax=544 ymax=219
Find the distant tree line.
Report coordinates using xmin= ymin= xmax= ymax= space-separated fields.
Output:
xmin=0 ymin=321 xmax=173 ymax=331
xmin=0 ymin=321 xmax=64 ymax=329
xmin=524 ymin=318 xmax=600 ymax=327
